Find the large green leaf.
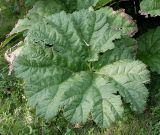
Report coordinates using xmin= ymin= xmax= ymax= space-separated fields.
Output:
xmin=137 ymin=27 xmax=160 ymax=74
xmin=14 ymin=44 xmax=124 ymax=128
xmin=140 ymin=0 xmax=160 ymax=17
xmin=14 ymin=10 xmax=149 ymax=128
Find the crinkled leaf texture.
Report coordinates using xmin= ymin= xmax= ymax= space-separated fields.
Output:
xmin=14 ymin=10 xmax=150 ymax=128
xmin=25 ymin=10 xmax=122 ymax=61
xmin=137 ymin=27 xmax=160 ymax=74
xmin=140 ymin=0 xmax=160 ymax=17
xmin=10 ymin=1 xmax=137 ymax=37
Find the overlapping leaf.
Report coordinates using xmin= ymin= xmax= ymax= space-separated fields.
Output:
xmin=10 ymin=1 xmax=137 ymax=38
xmin=140 ymin=0 xmax=160 ymax=17
xmin=137 ymin=27 xmax=160 ymax=74
xmin=14 ymin=10 xmax=149 ymax=128
xmin=10 ymin=0 xmax=98 ymax=35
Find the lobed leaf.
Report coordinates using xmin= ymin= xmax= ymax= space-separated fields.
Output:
xmin=93 ymin=36 xmax=137 ymax=69
xmin=97 ymin=7 xmax=138 ymax=37
xmin=13 ymin=10 xmax=150 ymax=128
xmin=14 ymin=44 xmax=124 ymax=127
xmin=97 ymin=60 xmax=150 ymax=113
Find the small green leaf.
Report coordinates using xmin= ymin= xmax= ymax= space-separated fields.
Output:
xmin=137 ymin=27 xmax=160 ymax=74
xmin=140 ymin=0 xmax=160 ymax=17
xmin=96 ymin=0 xmax=113 ymax=8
